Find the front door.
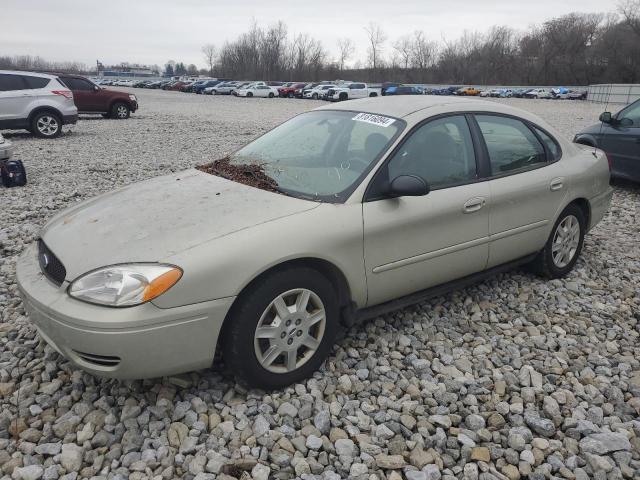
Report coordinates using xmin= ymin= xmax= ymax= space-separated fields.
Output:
xmin=473 ymin=114 xmax=568 ymax=267
xmin=363 ymin=114 xmax=490 ymax=306
xmin=600 ymin=101 xmax=640 ymax=180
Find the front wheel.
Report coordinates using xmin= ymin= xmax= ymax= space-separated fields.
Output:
xmin=111 ymin=102 xmax=130 ymax=119
xmin=312 ymin=93 xmax=318 ymax=100
xmin=247 ymin=92 xmax=253 ymax=97
xmin=31 ymin=112 xmax=62 ymax=138
xmin=339 ymin=93 xmax=348 ymax=101
xmin=268 ymin=92 xmax=274 ymax=98
xmin=530 ymin=204 xmax=586 ymax=278
xmin=223 ymin=267 xmax=338 ymax=390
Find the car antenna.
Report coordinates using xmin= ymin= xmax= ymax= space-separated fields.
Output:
xmin=593 ymin=84 xmax=613 ymax=158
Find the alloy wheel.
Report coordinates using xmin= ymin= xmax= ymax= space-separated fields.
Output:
xmin=552 ymin=215 xmax=580 ymax=268
xmin=116 ymin=105 xmax=129 ymax=118
xmin=36 ymin=116 xmax=59 ymax=136
xmin=254 ymin=288 xmax=326 ymax=373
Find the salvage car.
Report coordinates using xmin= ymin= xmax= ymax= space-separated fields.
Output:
xmin=58 ymin=75 xmax=138 ymax=119
xmin=17 ymin=96 xmax=612 ymax=389
xmin=574 ymin=99 xmax=640 ymax=182
xmin=235 ymin=85 xmax=279 ymax=98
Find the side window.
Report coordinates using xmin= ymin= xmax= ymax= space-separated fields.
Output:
xmin=387 ymin=115 xmax=477 ymax=189
xmin=618 ymin=100 xmax=640 ymax=127
xmin=22 ymin=76 xmax=50 ymax=89
xmin=0 ymin=74 xmax=26 ymax=91
xmin=534 ymin=127 xmax=561 ymax=161
xmin=476 ymin=115 xmax=546 ymax=175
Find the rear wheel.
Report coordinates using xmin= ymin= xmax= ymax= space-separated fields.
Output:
xmin=312 ymin=93 xmax=318 ymax=100
xmin=339 ymin=92 xmax=348 ymax=101
xmin=111 ymin=102 xmax=130 ymax=119
xmin=247 ymin=92 xmax=253 ymax=98
xmin=31 ymin=112 xmax=62 ymax=138
xmin=268 ymin=92 xmax=275 ymax=98
xmin=223 ymin=267 xmax=339 ymax=389
xmin=530 ymin=204 xmax=586 ymax=278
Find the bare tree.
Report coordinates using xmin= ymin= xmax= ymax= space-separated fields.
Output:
xmin=336 ymin=38 xmax=354 ymax=71
xmin=364 ymin=22 xmax=387 ymax=77
xmin=619 ymin=0 xmax=640 ymax=35
xmin=202 ymin=44 xmax=217 ymax=76
xmin=393 ymin=35 xmax=412 ymax=70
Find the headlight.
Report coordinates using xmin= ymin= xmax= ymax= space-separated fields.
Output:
xmin=129 ymin=94 xmax=137 ymax=101
xmin=68 ymin=264 xmax=182 ymax=307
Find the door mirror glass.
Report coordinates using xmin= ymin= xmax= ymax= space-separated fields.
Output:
xmin=388 ymin=175 xmax=429 ymax=198
xmin=599 ymin=112 xmax=612 ymax=124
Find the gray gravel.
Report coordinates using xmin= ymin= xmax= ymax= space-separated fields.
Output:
xmin=1 ymin=89 xmax=639 ymax=480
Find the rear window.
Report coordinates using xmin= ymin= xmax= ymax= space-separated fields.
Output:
xmin=60 ymin=77 xmax=93 ymax=91
xmin=0 ymin=74 xmax=26 ymax=91
xmin=21 ymin=76 xmax=50 ymax=89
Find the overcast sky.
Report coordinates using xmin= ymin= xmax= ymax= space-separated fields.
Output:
xmin=1 ymin=0 xmax=617 ymax=69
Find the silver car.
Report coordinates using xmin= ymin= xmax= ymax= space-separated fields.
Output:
xmin=0 ymin=70 xmax=78 ymax=138
xmin=0 ymin=133 xmax=13 ymax=160
xmin=17 ymin=96 xmax=612 ymax=389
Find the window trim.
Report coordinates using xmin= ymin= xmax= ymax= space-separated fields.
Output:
xmin=469 ymin=112 xmax=562 ymax=180
xmin=364 ymin=112 xmax=484 ymax=202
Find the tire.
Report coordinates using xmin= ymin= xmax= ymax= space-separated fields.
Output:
xmin=247 ymin=92 xmax=253 ymax=98
xmin=312 ymin=93 xmax=318 ymax=100
xmin=111 ymin=102 xmax=130 ymax=119
xmin=369 ymin=92 xmax=377 ymax=97
xmin=288 ymin=92 xmax=294 ymax=98
xmin=268 ymin=92 xmax=274 ymax=98
xmin=31 ymin=111 xmax=62 ymax=138
xmin=339 ymin=93 xmax=348 ymax=101
xmin=529 ymin=204 xmax=586 ymax=278
xmin=223 ymin=267 xmax=339 ymax=390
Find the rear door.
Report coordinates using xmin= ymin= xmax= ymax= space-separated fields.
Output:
xmin=61 ymin=77 xmax=99 ymax=112
xmin=473 ymin=114 xmax=567 ymax=267
xmin=0 ymin=73 xmax=29 ymax=122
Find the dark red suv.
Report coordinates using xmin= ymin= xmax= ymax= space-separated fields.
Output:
xmin=58 ymin=75 xmax=138 ymax=119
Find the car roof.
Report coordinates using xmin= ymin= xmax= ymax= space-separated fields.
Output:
xmin=0 ymin=70 xmax=59 ymax=79
xmin=314 ymin=95 xmax=501 ymax=119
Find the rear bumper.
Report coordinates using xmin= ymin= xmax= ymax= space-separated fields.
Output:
xmin=589 ymin=186 xmax=614 ymax=231
xmin=63 ymin=114 xmax=78 ymax=125
xmin=16 ymin=242 xmax=235 ymax=379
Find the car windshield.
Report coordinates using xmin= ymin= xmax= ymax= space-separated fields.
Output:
xmin=223 ymin=110 xmax=405 ymax=202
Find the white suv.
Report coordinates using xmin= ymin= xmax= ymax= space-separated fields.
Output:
xmin=0 ymin=71 xmax=78 ymax=138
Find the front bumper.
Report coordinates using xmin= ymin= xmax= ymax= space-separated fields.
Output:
xmin=0 ymin=139 xmax=13 ymax=160
xmin=16 ymin=243 xmax=235 ymax=379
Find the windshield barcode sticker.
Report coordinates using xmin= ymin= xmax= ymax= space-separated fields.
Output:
xmin=352 ymin=113 xmax=396 ymax=127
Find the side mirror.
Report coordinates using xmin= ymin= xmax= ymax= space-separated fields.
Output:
xmin=599 ymin=112 xmax=612 ymax=124
xmin=388 ymin=175 xmax=430 ymax=198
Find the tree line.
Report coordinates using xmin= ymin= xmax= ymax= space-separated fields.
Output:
xmin=200 ymin=1 xmax=639 ymax=85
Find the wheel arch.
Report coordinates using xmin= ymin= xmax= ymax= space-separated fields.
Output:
xmin=108 ymin=98 xmax=133 ymax=112
xmin=28 ymin=106 xmax=64 ymax=124
xmin=568 ymin=197 xmax=591 ymax=229
xmin=219 ymin=257 xmax=354 ymax=342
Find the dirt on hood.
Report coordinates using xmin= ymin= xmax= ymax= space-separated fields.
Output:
xmin=197 ymin=157 xmax=279 ymax=193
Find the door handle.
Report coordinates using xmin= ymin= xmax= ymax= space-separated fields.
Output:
xmin=463 ymin=197 xmax=486 ymax=213
xmin=550 ymin=178 xmax=564 ymax=191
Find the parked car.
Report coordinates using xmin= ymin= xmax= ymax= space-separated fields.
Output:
xmin=179 ymin=82 xmax=196 ymax=92
xmin=457 ymin=87 xmax=481 ymax=96
xmin=279 ymin=82 xmax=307 ymax=98
xmin=167 ymin=82 xmax=188 ymax=91
xmin=300 ymin=83 xmax=322 ymax=98
xmin=574 ymin=99 xmax=640 ymax=182
xmin=206 ymin=82 xmax=239 ymax=95
xmin=0 ymin=132 xmax=13 ymax=160
xmin=58 ymin=75 xmax=138 ymax=119
xmin=0 ymin=70 xmax=78 ymax=138
xmin=303 ymin=84 xmax=335 ymax=100
xmin=194 ymin=80 xmax=222 ymax=94
xmin=525 ymin=89 xmax=552 ymax=99
xmin=328 ymin=83 xmax=381 ymax=101
xmin=512 ymin=88 xmax=534 ymax=98
xmin=383 ymin=85 xmax=424 ymax=95
xmin=499 ymin=89 xmax=514 ymax=98
xmin=17 ymin=96 xmax=612 ymax=388
xmin=567 ymin=90 xmax=588 ymax=100
xmin=235 ymin=85 xmax=279 ymax=98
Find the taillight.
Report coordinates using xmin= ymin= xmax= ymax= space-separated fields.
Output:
xmin=52 ymin=90 xmax=73 ymax=99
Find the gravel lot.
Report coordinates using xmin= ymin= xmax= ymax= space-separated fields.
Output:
xmin=1 ymin=90 xmax=639 ymax=480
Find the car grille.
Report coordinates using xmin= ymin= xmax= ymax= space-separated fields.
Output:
xmin=73 ymin=350 xmax=121 ymax=367
xmin=327 ymin=89 xmax=336 ymax=96
xmin=38 ymin=239 xmax=66 ymax=286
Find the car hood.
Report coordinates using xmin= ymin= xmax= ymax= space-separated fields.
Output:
xmin=41 ymin=169 xmax=319 ymax=280
xmin=576 ymin=122 xmax=603 ymax=135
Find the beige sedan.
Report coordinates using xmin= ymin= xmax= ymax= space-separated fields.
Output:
xmin=17 ymin=96 xmax=612 ymax=389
